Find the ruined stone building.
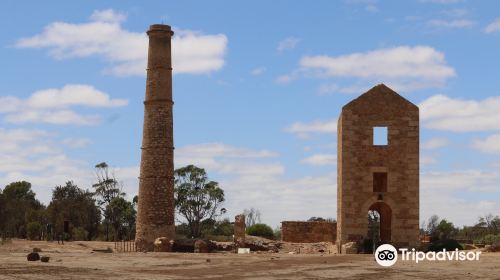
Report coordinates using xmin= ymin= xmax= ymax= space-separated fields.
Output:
xmin=135 ymin=24 xmax=176 ymax=251
xmin=336 ymin=84 xmax=419 ymax=252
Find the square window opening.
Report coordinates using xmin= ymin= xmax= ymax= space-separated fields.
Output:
xmin=373 ymin=127 xmax=388 ymax=145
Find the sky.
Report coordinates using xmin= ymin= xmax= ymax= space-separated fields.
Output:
xmin=1 ymin=0 xmax=500 ymax=229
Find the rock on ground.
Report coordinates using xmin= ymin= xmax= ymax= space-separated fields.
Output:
xmin=27 ymin=252 xmax=40 ymax=261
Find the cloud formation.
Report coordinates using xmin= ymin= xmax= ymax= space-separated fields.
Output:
xmin=0 ymin=84 xmax=127 ymax=125
xmin=420 ymin=169 xmax=500 ymax=226
xmin=427 ymin=19 xmax=476 ymax=28
xmin=419 ymin=94 xmax=500 ymax=132
xmin=297 ymin=46 xmax=455 ymax=92
xmin=174 ymin=142 xmax=337 ymax=226
xmin=485 ymin=18 xmax=500 ymax=33
xmin=250 ymin=67 xmax=266 ymax=76
xmin=302 ymin=154 xmax=337 ymax=166
xmin=0 ymin=128 xmax=90 ymax=202
xmin=16 ymin=9 xmax=228 ymax=76
xmin=472 ymin=134 xmax=500 ymax=154
xmin=277 ymin=37 xmax=301 ymax=52
xmin=286 ymin=119 xmax=338 ymax=138
xmin=422 ymin=137 xmax=449 ymax=149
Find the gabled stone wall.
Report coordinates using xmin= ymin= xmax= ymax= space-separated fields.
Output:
xmin=337 ymin=84 xmax=419 ymax=252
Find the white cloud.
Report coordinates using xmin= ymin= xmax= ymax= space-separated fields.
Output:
xmin=421 ymin=170 xmax=500 ymax=226
xmin=5 ymin=110 xmax=100 ymax=125
xmin=26 ymin=84 xmax=127 ymax=109
xmin=0 ymin=96 xmax=22 ymax=113
xmin=173 ymin=142 xmax=337 ymax=227
xmin=0 ymin=127 xmax=140 ymax=204
xmin=485 ymin=18 xmax=500 ymax=33
xmin=16 ymin=9 xmax=228 ymax=76
xmin=286 ymin=119 xmax=337 ymax=138
xmin=250 ymin=67 xmax=266 ymax=76
xmin=300 ymin=46 xmax=454 ymax=79
xmin=421 ymin=155 xmax=437 ymax=164
xmin=302 ymin=154 xmax=337 ymax=166
xmin=0 ymin=128 xmax=90 ymax=202
xmin=472 ymin=134 xmax=500 ymax=154
xmin=427 ymin=19 xmax=476 ymax=28
xmin=112 ymin=166 xmax=140 ymax=200
xmin=296 ymin=46 xmax=455 ymax=92
xmin=221 ymin=172 xmax=337 ymax=227
xmin=419 ymin=94 xmax=500 ymax=132
xmin=175 ymin=143 xmax=282 ymax=178
xmin=422 ymin=137 xmax=449 ymax=149
xmin=443 ymin=8 xmax=468 ymax=17
xmin=61 ymin=137 xmax=93 ymax=148
xmin=317 ymin=83 xmax=373 ymax=95
xmin=177 ymin=143 xmax=277 ymax=160
xmin=276 ymin=46 xmax=456 ymax=91
xmin=422 ymin=170 xmax=500 ymax=193
xmin=277 ymin=37 xmax=301 ymax=52
xmin=89 ymin=9 xmax=126 ymax=23
xmin=318 ymin=83 xmax=340 ymax=95
xmin=0 ymin=84 xmax=126 ymax=125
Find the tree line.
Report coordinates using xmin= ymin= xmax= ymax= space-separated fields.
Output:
xmin=421 ymin=214 xmax=500 ymax=245
xmin=0 ymin=162 xmax=135 ymax=241
xmin=0 ymin=163 xmax=231 ymax=242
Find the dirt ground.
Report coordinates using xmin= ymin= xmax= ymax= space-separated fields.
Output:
xmin=1 ymin=240 xmax=500 ymax=280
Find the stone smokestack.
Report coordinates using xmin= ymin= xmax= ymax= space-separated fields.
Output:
xmin=135 ymin=24 xmax=175 ymax=251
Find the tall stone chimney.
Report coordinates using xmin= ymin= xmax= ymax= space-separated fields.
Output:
xmin=135 ymin=24 xmax=175 ymax=251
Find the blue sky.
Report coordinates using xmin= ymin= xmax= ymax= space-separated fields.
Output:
xmin=1 ymin=0 xmax=500 ymax=228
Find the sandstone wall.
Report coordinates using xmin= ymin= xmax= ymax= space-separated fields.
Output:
xmin=281 ymin=221 xmax=337 ymax=243
xmin=234 ymin=214 xmax=246 ymax=247
xmin=337 ymin=84 xmax=419 ymax=251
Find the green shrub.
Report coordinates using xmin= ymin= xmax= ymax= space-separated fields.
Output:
xmin=246 ymin=223 xmax=274 ymax=239
xmin=175 ymin=223 xmax=191 ymax=238
xmin=72 ymin=227 xmax=88 ymax=241
xmin=480 ymin=234 xmax=500 ymax=245
xmin=427 ymin=239 xmax=463 ymax=252
xmin=274 ymin=227 xmax=281 ymax=240
xmin=26 ymin=222 xmax=42 ymax=240
xmin=212 ymin=219 xmax=233 ymax=236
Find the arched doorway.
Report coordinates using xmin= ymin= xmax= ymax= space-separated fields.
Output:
xmin=368 ymin=202 xmax=392 ymax=243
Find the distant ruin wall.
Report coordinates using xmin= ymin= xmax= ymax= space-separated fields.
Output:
xmin=234 ymin=214 xmax=246 ymax=247
xmin=281 ymin=221 xmax=337 ymax=243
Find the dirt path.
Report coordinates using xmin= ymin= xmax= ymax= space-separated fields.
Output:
xmin=1 ymin=240 xmax=500 ymax=279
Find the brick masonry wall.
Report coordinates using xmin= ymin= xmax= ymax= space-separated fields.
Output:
xmin=281 ymin=221 xmax=337 ymax=243
xmin=337 ymin=84 xmax=419 ymax=251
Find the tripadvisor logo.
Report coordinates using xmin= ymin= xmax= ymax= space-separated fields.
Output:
xmin=374 ymin=244 xmax=482 ymax=267
xmin=375 ymin=244 xmax=398 ymax=267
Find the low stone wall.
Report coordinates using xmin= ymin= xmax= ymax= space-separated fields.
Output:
xmin=281 ymin=221 xmax=337 ymax=243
